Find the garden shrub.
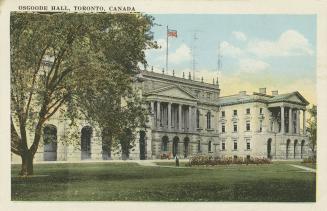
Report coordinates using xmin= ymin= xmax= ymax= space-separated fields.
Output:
xmin=188 ymin=155 xmax=272 ymax=166
xmin=302 ymin=156 xmax=316 ymax=163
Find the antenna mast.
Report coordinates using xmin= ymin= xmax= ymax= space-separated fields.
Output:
xmin=217 ymin=41 xmax=222 ymax=74
xmin=192 ymin=32 xmax=198 ymax=80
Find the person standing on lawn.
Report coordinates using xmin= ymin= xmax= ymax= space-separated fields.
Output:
xmin=175 ymin=155 xmax=179 ymax=167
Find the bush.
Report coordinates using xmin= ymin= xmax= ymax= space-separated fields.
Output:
xmin=188 ymin=155 xmax=272 ymax=166
xmin=302 ymin=156 xmax=316 ymax=163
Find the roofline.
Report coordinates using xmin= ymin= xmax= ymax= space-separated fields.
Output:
xmin=144 ymin=84 xmax=197 ymax=99
xmin=141 ymin=70 xmax=220 ymax=91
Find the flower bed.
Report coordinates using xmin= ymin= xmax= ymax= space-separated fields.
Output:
xmin=160 ymin=152 xmax=173 ymax=160
xmin=187 ymin=155 xmax=272 ymax=166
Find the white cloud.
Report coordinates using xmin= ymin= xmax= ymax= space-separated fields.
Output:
xmin=239 ymin=58 xmax=270 ymax=73
xmin=156 ymin=39 xmax=168 ymax=52
xmin=232 ymin=31 xmax=247 ymax=41
xmin=219 ymin=41 xmax=243 ymax=58
xmin=170 ymin=67 xmax=316 ymax=105
xmin=247 ymin=30 xmax=313 ymax=57
xmin=169 ymin=43 xmax=191 ymax=64
xmin=219 ymin=73 xmax=315 ymax=104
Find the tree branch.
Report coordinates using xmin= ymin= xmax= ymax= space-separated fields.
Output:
xmin=25 ymin=45 xmax=49 ymax=120
xmin=43 ymin=97 xmax=67 ymax=122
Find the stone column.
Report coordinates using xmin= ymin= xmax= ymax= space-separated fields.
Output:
xmin=188 ymin=106 xmax=192 ymax=132
xmin=157 ymin=101 xmax=161 ymax=128
xmin=289 ymin=108 xmax=292 ymax=134
xmin=150 ymin=101 xmax=154 ymax=114
xmin=168 ymin=102 xmax=171 ymax=131
xmin=281 ymin=106 xmax=285 ymax=134
xmin=178 ymin=104 xmax=182 ymax=131
xmin=303 ymin=110 xmax=306 ymax=135
xmin=297 ymin=110 xmax=301 ymax=134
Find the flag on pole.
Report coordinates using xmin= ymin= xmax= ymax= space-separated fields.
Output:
xmin=167 ymin=29 xmax=177 ymax=38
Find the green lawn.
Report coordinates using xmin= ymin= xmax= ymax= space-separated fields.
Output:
xmin=299 ymin=162 xmax=317 ymax=169
xmin=11 ymin=162 xmax=316 ymax=202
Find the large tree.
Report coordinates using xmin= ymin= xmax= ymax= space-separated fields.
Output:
xmin=306 ymin=104 xmax=317 ymax=159
xmin=10 ymin=12 xmax=156 ymax=175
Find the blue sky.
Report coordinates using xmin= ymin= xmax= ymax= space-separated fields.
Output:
xmin=145 ymin=14 xmax=316 ymax=103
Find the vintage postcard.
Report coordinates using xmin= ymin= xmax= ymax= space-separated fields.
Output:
xmin=1 ymin=0 xmax=327 ymax=210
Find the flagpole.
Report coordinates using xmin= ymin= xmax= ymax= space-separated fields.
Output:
xmin=166 ymin=25 xmax=168 ymax=74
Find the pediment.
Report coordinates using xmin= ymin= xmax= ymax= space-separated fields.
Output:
xmin=270 ymin=91 xmax=309 ymax=106
xmin=288 ymin=95 xmax=304 ymax=103
xmin=144 ymin=85 xmax=196 ymax=100
xmin=286 ymin=92 xmax=309 ymax=105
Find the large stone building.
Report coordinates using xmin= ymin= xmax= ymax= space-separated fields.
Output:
xmin=12 ymin=69 xmax=310 ymax=162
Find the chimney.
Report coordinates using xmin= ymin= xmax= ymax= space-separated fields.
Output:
xmin=272 ymin=90 xmax=278 ymax=96
xmin=259 ymin=88 xmax=266 ymax=94
xmin=239 ymin=91 xmax=246 ymax=96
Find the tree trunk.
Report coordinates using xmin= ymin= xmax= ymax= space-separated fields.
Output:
xmin=20 ymin=152 xmax=34 ymax=176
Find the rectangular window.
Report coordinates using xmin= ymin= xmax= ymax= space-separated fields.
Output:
xmin=246 ymin=108 xmax=250 ymax=114
xmin=222 ymin=142 xmax=225 ymax=150
xmin=246 ymin=139 xmax=251 ymax=150
xmin=246 ymin=155 xmax=251 ymax=160
xmin=260 ymin=108 xmax=263 ymax=114
xmin=207 ymin=93 xmax=211 ymax=99
xmin=197 ymin=140 xmax=201 ymax=153
xmin=222 ymin=124 xmax=225 ymax=133
xmin=233 ymin=123 xmax=237 ymax=132
xmin=196 ymin=110 xmax=200 ymax=128
xmin=207 ymin=112 xmax=211 ymax=129
xmin=246 ymin=121 xmax=251 ymax=131
xmin=233 ymin=110 xmax=237 ymax=116
xmin=233 ymin=141 xmax=237 ymax=150
xmin=259 ymin=120 xmax=263 ymax=132
xmin=221 ymin=111 xmax=225 ymax=117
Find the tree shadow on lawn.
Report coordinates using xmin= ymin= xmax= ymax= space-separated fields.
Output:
xmin=138 ymin=179 xmax=316 ymax=202
xmin=11 ymin=163 xmax=316 ymax=201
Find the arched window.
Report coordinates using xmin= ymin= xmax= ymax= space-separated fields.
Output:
xmin=267 ymin=138 xmax=272 ymax=159
xmin=139 ymin=131 xmax=146 ymax=160
xmin=301 ymin=140 xmax=305 ymax=158
xmin=173 ymin=136 xmax=179 ymax=157
xmin=162 ymin=136 xmax=169 ymax=151
xmin=184 ymin=137 xmax=190 ymax=158
xmin=286 ymin=139 xmax=291 ymax=159
xmin=208 ymin=141 xmax=212 ymax=152
xmin=81 ymin=126 xmax=92 ymax=160
xmin=43 ymin=124 xmax=57 ymax=161
xmin=207 ymin=112 xmax=211 ymax=129
xmin=197 ymin=140 xmax=201 ymax=153
xmin=294 ymin=140 xmax=298 ymax=159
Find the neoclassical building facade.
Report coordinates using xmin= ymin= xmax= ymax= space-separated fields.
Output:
xmin=12 ymin=70 xmax=310 ymax=162
xmin=135 ymin=70 xmax=309 ymax=160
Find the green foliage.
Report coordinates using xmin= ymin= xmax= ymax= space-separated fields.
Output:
xmin=306 ymin=105 xmax=317 ymax=157
xmin=10 ymin=12 xmax=156 ymax=174
xmin=302 ymin=156 xmax=316 ymax=164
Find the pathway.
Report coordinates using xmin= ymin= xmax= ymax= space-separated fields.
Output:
xmin=288 ymin=164 xmax=316 ymax=173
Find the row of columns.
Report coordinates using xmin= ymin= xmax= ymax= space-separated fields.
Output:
xmin=280 ymin=106 xmax=306 ymax=135
xmin=151 ymin=101 xmax=194 ymax=132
